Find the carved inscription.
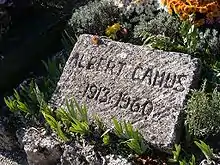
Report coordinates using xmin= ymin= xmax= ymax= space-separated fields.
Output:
xmin=72 ymin=53 xmax=126 ymax=76
xmin=72 ymin=52 xmax=187 ymax=92
xmin=132 ymin=64 xmax=187 ymax=92
xmin=82 ymin=82 xmax=154 ymax=116
xmin=50 ymin=34 xmax=201 ymax=151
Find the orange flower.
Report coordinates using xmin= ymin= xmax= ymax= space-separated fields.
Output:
xmin=160 ymin=0 xmax=167 ymax=6
xmin=194 ymin=19 xmax=205 ymax=26
xmin=183 ymin=5 xmax=194 ymax=14
xmin=180 ymin=13 xmax=189 ymax=20
xmin=198 ymin=6 xmax=208 ymax=13
xmin=206 ymin=2 xmax=218 ymax=11
xmin=177 ymin=4 xmax=184 ymax=12
xmin=172 ymin=2 xmax=182 ymax=13
xmin=161 ymin=0 xmax=220 ymax=26
xmin=167 ymin=6 xmax=173 ymax=14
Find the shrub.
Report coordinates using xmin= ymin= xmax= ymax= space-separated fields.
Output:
xmin=186 ymin=85 xmax=220 ymax=138
xmin=197 ymin=28 xmax=220 ymax=58
xmin=134 ymin=11 xmax=180 ymax=41
xmin=119 ymin=0 xmax=159 ymax=43
xmin=134 ymin=10 xmax=220 ymax=58
xmin=120 ymin=0 xmax=159 ymax=26
xmin=68 ymin=0 xmax=120 ymax=36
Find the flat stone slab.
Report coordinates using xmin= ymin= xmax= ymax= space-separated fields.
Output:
xmin=50 ymin=34 xmax=201 ymax=151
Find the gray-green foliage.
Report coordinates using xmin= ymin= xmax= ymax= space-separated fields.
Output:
xmin=186 ymin=85 xmax=220 ymax=138
xmin=134 ymin=10 xmax=220 ymax=58
xmin=197 ymin=28 xmax=220 ymax=57
xmin=119 ymin=0 xmax=159 ymax=43
xmin=120 ymin=0 xmax=159 ymax=26
xmin=69 ymin=0 xmax=120 ymax=36
xmin=134 ymin=11 xmax=180 ymax=40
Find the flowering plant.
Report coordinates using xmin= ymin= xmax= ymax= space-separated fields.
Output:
xmin=160 ymin=0 xmax=220 ymax=26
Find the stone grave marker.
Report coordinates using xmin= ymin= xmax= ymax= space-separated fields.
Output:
xmin=50 ymin=34 xmax=201 ymax=151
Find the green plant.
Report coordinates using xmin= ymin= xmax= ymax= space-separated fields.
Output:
xmin=42 ymin=58 xmax=62 ymax=82
xmin=119 ymin=1 xmax=160 ymax=43
xmin=101 ymin=129 xmax=111 ymax=145
xmin=186 ymin=85 xmax=220 ymax=138
xmin=169 ymin=144 xmax=196 ymax=165
xmin=42 ymin=111 xmax=69 ymax=142
xmin=120 ymin=1 xmax=159 ymax=26
xmin=194 ymin=140 xmax=216 ymax=161
xmin=135 ymin=9 xmax=220 ymax=59
xmin=40 ymin=54 xmax=68 ymax=102
xmin=134 ymin=11 xmax=181 ymax=42
xmin=169 ymin=144 xmax=182 ymax=163
xmin=56 ymin=98 xmax=90 ymax=136
xmin=93 ymin=114 xmax=105 ymax=131
xmin=4 ymin=81 xmax=41 ymax=116
xmin=112 ymin=118 xmax=148 ymax=155
xmin=4 ymin=91 xmax=30 ymax=114
xmin=197 ymin=28 xmax=220 ymax=57
xmin=139 ymin=18 xmax=200 ymax=55
xmin=68 ymin=0 xmax=120 ymax=36
xmin=4 ymin=55 xmax=66 ymax=118
xmin=142 ymin=34 xmax=180 ymax=51
xmin=189 ymin=155 xmax=196 ymax=165
xmin=61 ymin=29 xmax=77 ymax=53
xmin=179 ymin=21 xmax=199 ymax=54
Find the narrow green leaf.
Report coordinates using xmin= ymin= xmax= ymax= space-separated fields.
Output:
xmin=124 ymin=121 xmax=133 ymax=139
xmin=42 ymin=111 xmax=58 ymax=131
xmin=57 ymin=122 xmax=69 ymax=142
xmin=17 ymin=101 xmax=29 ymax=113
xmin=112 ymin=118 xmax=123 ymax=137
xmin=4 ymin=97 xmax=17 ymax=111
xmin=189 ymin=155 xmax=196 ymax=165
xmin=14 ymin=89 xmax=21 ymax=101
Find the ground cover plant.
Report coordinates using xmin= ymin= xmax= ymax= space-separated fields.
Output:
xmin=2 ymin=0 xmax=220 ymax=164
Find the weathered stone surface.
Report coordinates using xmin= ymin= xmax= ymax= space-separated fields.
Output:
xmin=0 ymin=150 xmax=28 ymax=165
xmin=16 ymin=127 xmax=62 ymax=165
xmin=60 ymin=141 xmax=132 ymax=165
xmin=50 ymin=34 xmax=201 ymax=151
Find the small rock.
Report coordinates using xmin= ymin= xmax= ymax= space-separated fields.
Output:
xmin=16 ymin=127 xmax=62 ymax=165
